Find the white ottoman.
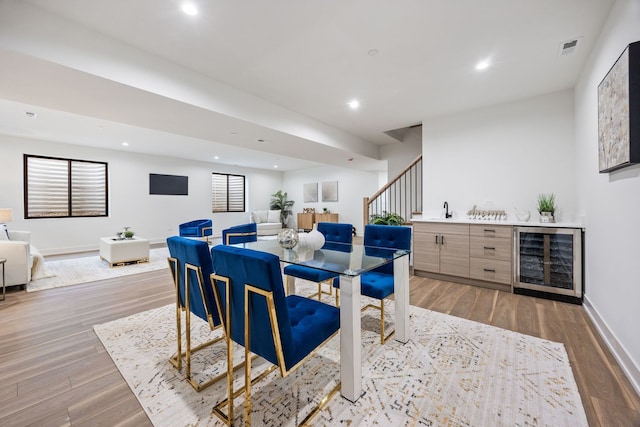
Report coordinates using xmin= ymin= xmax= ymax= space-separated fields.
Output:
xmin=100 ymin=236 xmax=150 ymax=267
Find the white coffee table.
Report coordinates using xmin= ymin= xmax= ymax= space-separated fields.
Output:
xmin=100 ymin=236 xmax=150 ymax=267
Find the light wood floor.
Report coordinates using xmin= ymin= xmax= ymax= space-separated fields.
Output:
xmin=1 ymin=268 xmax=639 ymax=426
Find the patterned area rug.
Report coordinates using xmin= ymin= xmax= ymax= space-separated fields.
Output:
xmin=94 ymin=282 xmax=587 ymax=426
xmin=27 ymin=247 xmax=170 ymax=292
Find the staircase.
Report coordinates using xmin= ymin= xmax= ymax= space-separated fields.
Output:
xmin=363 ymin=155 xmax=422 ymax=226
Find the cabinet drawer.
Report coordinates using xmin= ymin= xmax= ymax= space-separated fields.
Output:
xmin=470 ymin=237 xmax=512 ymax=261
xmin=415 ymin=222 xmax=469 ymax=236
xmin=470 ymin=258 xmax=512 ymax=285
xmin=470 ymin=224 xmax=512 ymax=239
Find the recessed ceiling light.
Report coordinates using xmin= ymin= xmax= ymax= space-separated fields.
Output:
xmin=347 ymin=100 xmax=360 ymax=110
xmin=25 ymin=111 xmax=37 ymax=118
xmin=214 ymin=156 xmax=219 ymax=160
xmin=96 ymin=125 xmax=104 ymax=130
xmin=475 ymin=60 xmax=490 ymax=71
xmin=273 ymin=165 xmax=278 ymax=168
xmin=181 ymin=3 xmax=198 ymax=16
xmin=121 ymin=142 xmax=129 ymax=146
xmin=368 ymin=49 xmax=379 ymax=56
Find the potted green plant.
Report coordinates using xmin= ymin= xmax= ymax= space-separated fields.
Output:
xmin=270 ymin=190 xmax=295 ymax=227
xmin=369 ymin=211 xmax=405 ymax=226
xmin=537 ymin=193 xmax=556 ymax=223
xmin=123 ymin=226 xmax=135 ymax=239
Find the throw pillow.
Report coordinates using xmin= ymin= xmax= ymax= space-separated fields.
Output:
xmin=267 ymin=210 xmax=281 ymax=223
xmin=252 ymin=210 xmax=268 ymax=223
xmin=0 ymin=223 xmax=9 ymax=240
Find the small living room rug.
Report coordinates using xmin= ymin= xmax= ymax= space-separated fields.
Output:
xmin=93 ymin=282 xmax=588 ymax=426
xmin=27 ymin=247 xmax=171 ymax=292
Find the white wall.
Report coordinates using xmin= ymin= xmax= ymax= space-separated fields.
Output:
xmin=283 ymin=166 xmax=380 ymax=236
xmin=574 ymin=0 xmax=640 ymax=393
xmin=0 ymin=136 xmax=282 ymax=254
xmin=422 ymin=90 xmax=576 ymax=221
xmin=380 ymin=126 xmax=422 ymax=179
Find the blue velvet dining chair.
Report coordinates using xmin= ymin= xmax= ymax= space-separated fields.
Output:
xmin=179 ymin=219 xmax=213 ymax=243
xmin=166 ymin=236 xmax=225 ymax=391
xmin=221 ymin=222 xmax=257 ymax=245
xmin=283 ymin=222 xmax=353 ymax=303
xmin=359 ymin=224 xmax=412 ymax=344
xmin=210 ymin=244 xmax=341 ymax=425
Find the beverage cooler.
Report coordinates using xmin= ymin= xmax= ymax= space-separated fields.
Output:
xmin=514 ymin=226 xmax=583 ymax=304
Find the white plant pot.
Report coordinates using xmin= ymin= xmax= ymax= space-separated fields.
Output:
xmin=539 ymin=212 xmax=555 ymax=223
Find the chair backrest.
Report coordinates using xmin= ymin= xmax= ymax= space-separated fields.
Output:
xmin=211 ymin=245 xmax=293 ymax=366
xmin=222 ymin=223 xmax=258 ymax=245
xmin=179 ymin=219 xmax=213 ymax=236
xmin=318 ymin=222 xmax=353 ymax=251
xmin=363 ymin=224 xmax=412 ymax=275
xmin=167 ymin=236 xmax=221 ymax=327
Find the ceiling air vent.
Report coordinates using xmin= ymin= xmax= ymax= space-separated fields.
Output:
xmin=558 ymin=37 xmax=582 ymax=56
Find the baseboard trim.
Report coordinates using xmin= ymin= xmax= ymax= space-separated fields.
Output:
xmin=414 ymin=270 xmax=511 ymax=293
xmin=583 ymin=295 xmax=640 ymax=398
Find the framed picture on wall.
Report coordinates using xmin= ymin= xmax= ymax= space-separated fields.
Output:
xmin=598 ymin=40 xmax=640 ymax=173
xmin=303 ymin=182 xmax=318 ymax=202
xmin=322 ymin=181 xmax=338 ymax=202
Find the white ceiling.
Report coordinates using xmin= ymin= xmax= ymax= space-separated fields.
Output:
xmin=0 ymin=0 xmax=615 ymax=171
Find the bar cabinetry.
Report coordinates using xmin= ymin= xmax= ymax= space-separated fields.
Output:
xmin=469 ymin=224 xmax=512 ymax=286
xmin=414 ymin=222 xmax=469 ymax=277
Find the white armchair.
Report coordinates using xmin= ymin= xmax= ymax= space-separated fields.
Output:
xmin=0 ymin=231 xmax=33 ymax=288
xmin=249 ymin=210 xmax=283 ymax=236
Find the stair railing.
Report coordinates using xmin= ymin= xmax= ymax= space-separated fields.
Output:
xmin=363 ymin=155 xmax=422 ymax=226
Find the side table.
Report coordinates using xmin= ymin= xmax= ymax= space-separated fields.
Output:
xmin=99 ymin=237 xmax=150 ymax=267
xmin=0 ymin=258 xmax=6 ymax=301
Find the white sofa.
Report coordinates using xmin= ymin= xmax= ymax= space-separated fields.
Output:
xmin=250 ymin=210 xmax=283 ymax=236
xmin=0 ymin=230 xmax=33 ymax=288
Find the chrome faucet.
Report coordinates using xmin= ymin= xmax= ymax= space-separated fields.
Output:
xmin=444 ymin=201 xmax=452 ymax=219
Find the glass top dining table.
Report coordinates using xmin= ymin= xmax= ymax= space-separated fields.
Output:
xmin=230 ymin=239 xmax=411 ymax=403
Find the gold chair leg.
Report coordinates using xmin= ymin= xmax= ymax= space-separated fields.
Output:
xmin=302 ymin=278 xmax=334 ymax=302
xmin=362 ymin=299 xmax=395 ymax=344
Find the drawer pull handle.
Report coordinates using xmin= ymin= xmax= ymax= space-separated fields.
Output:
xmin=435 ymin=235 xmax=439 ymax=244
xmin=483 ymin=246 xmax=496 ymax=250
xmin=483 ymin=268 xmax=496 ymax=273
xmin=484 ymin=229 xmax=496 ymax=233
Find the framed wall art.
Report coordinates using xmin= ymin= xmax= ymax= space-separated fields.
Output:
xmin=321 ymin=181 xmax=338 ymax=202
xmin=598 ymin=40 xmax=640 ymax=173
xmin=303 ymin=182 xmax=318 ymax=203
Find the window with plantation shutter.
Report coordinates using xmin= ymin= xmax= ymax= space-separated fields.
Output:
xmin=24 ymin=154 xmax=108 ymax=218
xmin=211 ymin=173 xmax=245 ymax=213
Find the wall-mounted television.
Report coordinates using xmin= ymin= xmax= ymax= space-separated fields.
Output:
xmin=149 ymin=173 xmax=188 ymax=195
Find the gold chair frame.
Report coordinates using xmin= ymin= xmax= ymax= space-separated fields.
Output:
xmin=200 ymin=226 xmax=213 ymax=243
xmin=243 ymin=284 xmax=340 ymax=426
xmin=210 ymin=274 xmax=275 ymax=426
xmin=224 ymin=231 xmax=258 ymax=245
xmin=334 ymin=288 xmax=395 ymax=344
xmin=307 ymin=278 xmax=335 ymax=302
xmin=210 ymin=274 xmax=340 ymax=426
xmin=167 ymin=257 xmax=228 ymax=392
xmin=362 ymin=299 xmax=395 ymax=344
